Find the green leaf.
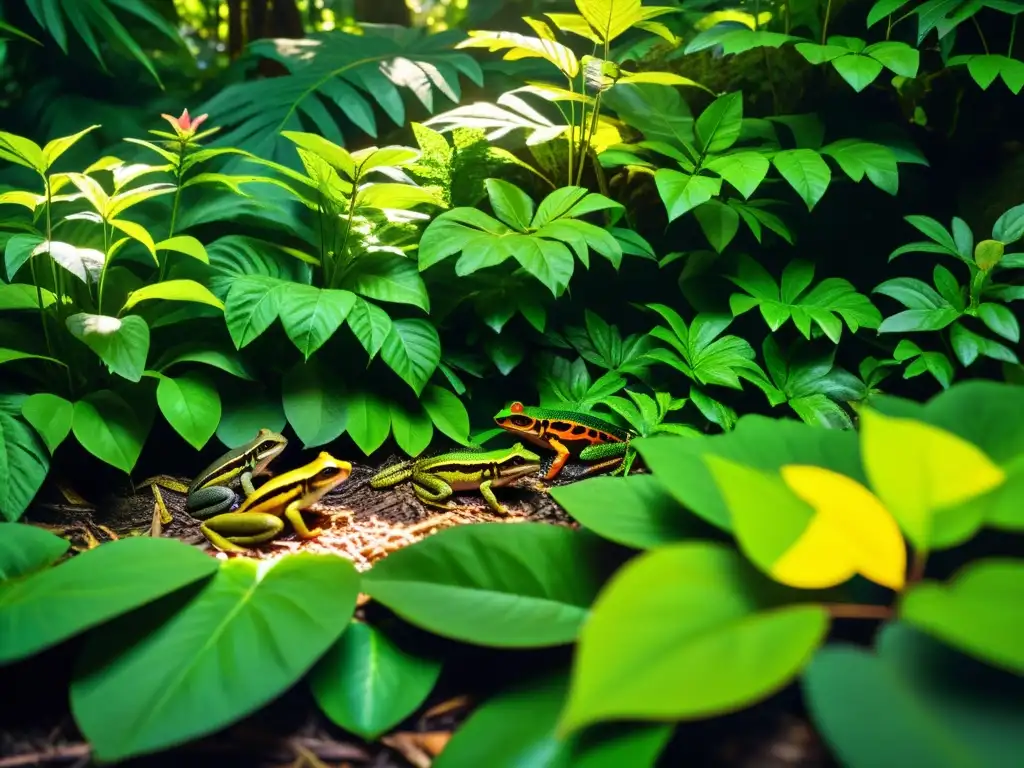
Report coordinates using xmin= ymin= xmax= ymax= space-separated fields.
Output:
xmin=0 ymin=410 xmax=49 ymax=522
xmin=217 ymin=385 xmax=286 ymax=448
xmin=832 ymin=54 xmax=885 ymax=91
xmin=344 ymin=254 xmax=430 ymax=312
xmin=900 ymin=559 xmax=1024 ymax=674
xmin=0 ymin=537 xmax=217 ymax=665
xmin=550 ymin=474 xmax=709 ymax=550
xmin=155 ymin=342 xmax=254 ymax=381
xmin=422 ymin=384 xmax=471 ymax=445
xmin=71 ymin=553 xmax=359 ymax=763
xmin=155 ymin=235 xmax=209 ymax=263
xmin=0 ymin=523 xmax=68 ymax=581
xmin=224 ymin=276 xmax=285 ymax=349
xmin=864 ymin=41 xmax=920 ymax=77
xmin=389 ymin=402 xmax=433 ymax=457
xmin=633 ymin=420 xmax=863 ymax=532
xmin=4 ymin=234 xmax=44 ymax=280
xmin=867 ymin=0 xmax=912 ymax=27
xmin=311 ymin=621 xmax=442 ymax=740
xmin=346 ymin=389 xmax=391 ymax=455
xmin=347 ymin=297 xmax=393 ymax=360
xmin=155 ymin=372 xmax=221 ymax=451
xmin=993 ymin=203 xmax=1024 ymax=244
xmin=559 ymin=542 xmax=829 ymax=732
xmin=72 ymin=390 xmax=147 ymax=473
xmin=693 ymin=200 xmax=740 ymax=253
xmin=485 ymin=178 xmax=535 ymax=230
xmin=21 ymin=393 xmax=73 ymax=454
xmin=0 ymin=283 xmax=56 ymax=310
xmin=704 ymin=152 xmax=770 ymax=198
xmin=773 ymin=149 xmax=831 ymax=210
xmin=905 ymin=215 xmax=959 ymax=252
xmin=281 ymin=358 xmax=348 ymax=448
xmin=575 ymin=0 xmax=642 ymax=44
xmin=654 ymin=170 xmax=722 ymax=221
xmin=279 ymin=285 xmax=357 ymax=359
xmin=122 ymin=280 xmax=224 ymax=313
xmin=380 ymin=318 xmax=441 ymax=395
xmin=436 ymin=671 xmax=671 ymax=768
xmin=978 ymin=303 xmax=1020 ymax=342
xmin=804 ymin=622 xmax=1024 ymax=768
xmin=695 ymin=92 xmax=743 ymax=155
xmin=0 ymin=131 xmax=45 ymax=173
xmin=66 ymin=313 xmax=150 ymax=383
xmin=821 ymin=140 xmax=899 ymax=195
xmin=362 ymin=523 xmax=611 ymax=647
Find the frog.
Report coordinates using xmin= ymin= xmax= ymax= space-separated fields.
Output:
xmin=369 ymin=443 xmax=542 ymax=516
xmin=492 ymin=402 xmax=636 ymax=480
xmin=199 ymin=451 xmax=352 ymax=553
xmin=137 ymin=428 xmax=288 ymax=524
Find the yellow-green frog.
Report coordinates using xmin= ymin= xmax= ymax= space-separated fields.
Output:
xmin=138 ymin=428 xmax=288 ymax=523
xmin=200 ymin=451 xmax=352 ymax=553
xmin=369 ymin=443 xmax=541 ymax=515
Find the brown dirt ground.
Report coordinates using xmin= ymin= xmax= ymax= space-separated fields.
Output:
xmin=3 ymin=462 xmax=835 ymax=768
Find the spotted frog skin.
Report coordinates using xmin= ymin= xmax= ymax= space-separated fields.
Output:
xmin=493 ymin=402 xmax=635 ymax=480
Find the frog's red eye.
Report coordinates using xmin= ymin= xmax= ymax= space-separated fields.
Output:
xmin=511 ymin=402 xmax=524 ymax=414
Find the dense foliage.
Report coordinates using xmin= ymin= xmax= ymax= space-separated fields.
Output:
xmin=1 ymin=0 xmax=1022 ymax=765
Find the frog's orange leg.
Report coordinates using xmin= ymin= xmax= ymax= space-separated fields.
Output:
xmin=544 ymin=437 xmax=572 ymax=480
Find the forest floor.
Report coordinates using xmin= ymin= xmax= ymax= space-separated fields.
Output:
xmin=3 ymin=462 xmax=837 ymax=768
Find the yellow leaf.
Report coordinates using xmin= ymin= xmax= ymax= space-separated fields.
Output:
xmin=776 ymin=465 xmax=906 ymax=590
xmin=860 ymin=409 xmax=1006 ymax=550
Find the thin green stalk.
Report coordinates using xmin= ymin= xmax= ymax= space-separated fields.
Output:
xmin=821 ymin=0 xmax=833 ymax=44
xmin=575 ymin=91 xmax=604 ymax=187
xmin=98 ymin=220 xmax=111 ymax=315
xmin=566 ymin=75 xmax=577 ymax=187
xmin=971 ymin=15 xmax=990 ymax=54
xmin=157 ymin=140 xmax=188 ymax=283
xmin=1009 ymin=15 xmax=1018 ymax=56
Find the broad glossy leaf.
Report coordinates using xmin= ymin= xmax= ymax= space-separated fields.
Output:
xmin=510 ymin=236 xmax=575 ymax=296
xmin=0 ymin=537 xmax=217 ymax=665
xmin=705 ymin=152 xmax=770 ymax=198
xmin=706 ymin=458 xmax=906 ymax=590
xmin=72 ymin=390 xmax=147 ymax=473
xmin=900 ymin=558 xmax=1024 ymax=674
xmin=282 ymin=358 xmax=348 ymax=448
xmin=864 ymin=41 xmax=920 ymax=77
xmin=344 ymin=253 xmax=430 ymax=312
xmin=311 ymin=621 xmax=442 ymax=740
xmin=389 ymin=402 xmax=433 ymax=456
xmin=155 ymin=235 xmax=208 ymax=263
xmin=633 ymin=418 xmax=863 ymax=531
xmin=693 ymin=200 xmax=739 ymax=253
xmin=216 ymin=385 xmax=286 ymax=448
xmin=5 ymin=234 xmax=44 ymax=280
xmin=560 ymin=542 xmax=829 ymax=731
xmin=347 ymin=297 xmax=393 ymax=360
xmin=422 ymin=384 xmax=471 ymax=445
xmin=550 ymin=474 xmax=709 ymax=550
xmin=71 ymin=553 xmax=359 ymax=762
xmin=484 ymin=178 xmax=535 ymax=229
xmin=860 ymin=408 xmax=1006 ymax=549
xmin=122 ymin=280 xmax=224 ymax=312
xmin=43 ymin=241 xmax=105 ymax=284
xmin=380 ymin=318 xmax=441 ymax=395
xmin=66 ymin=313 xmax=150 ymax=382
xmin=224 ymin=275 xmax=285 ymax=349
xmin=0 ymin=283 xmax=56 ymax=310
xmin=21 ymin=393 xmax=73 ymax=454
xmin=832 ymin=54 xmax=884 ymax=91
xmin=978 ymin=302 xmax=1019 ymax=342
xmin=279 ymin=285 xmax=356 ymax=359
xmin=155 ymin=372 xmax=221 ymax=450
xmin=804 ymin=623 xmax=1024 ymax=768
xmin=694 ymin=92 xmax=743 ymax=155
xmin=0 ymin=406 xmax=48 ymax=523
xmin=772 ymin=149 xmax=831 ymax=210
xmin=436 ymin=671 xmax=671 ymax=768
xmin=346 ymin=388 xmax=391 ymax=455
xmin=576 ymin=0 xmax=642 ymax=44
xmin=992 ymin=203 xmax=1024 ymax=244
xmin=362 ymin=523 xmax=612 ymax=647
xmin=0 ymin=523 xmax=69 ymax=581
xmin=654 ymin=170 xmax=721 ymax=221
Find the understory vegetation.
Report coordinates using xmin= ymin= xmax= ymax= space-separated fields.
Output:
xmin=0 ymin=0 xmax=1022 ymax=765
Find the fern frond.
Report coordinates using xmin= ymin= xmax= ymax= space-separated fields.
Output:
xmin=198 ymin=28 xmax=484 ymax=168
xmin=24 ymin=0 xmax=183 ymax=86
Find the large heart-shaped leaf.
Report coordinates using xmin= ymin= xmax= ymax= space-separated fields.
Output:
xmin=66 ymin=313 xmax=150 ymax=382
xmin=21 ymin=393 xmax=73 ymax=454
xmin=71 ymin=553 xmax=359 ymax=763
xmin=362 ymin=523 xmax=615 ymax=647
xmin=0 ymin=537 xmax=217 ymax=665
xmin=154 ymin=372 xmax=221 ymax=450
xmin=380 ymin=318 xmax=441 ymax=395
xmin=0 ymin=409 xmax=49 ymax=522
xmin=0 ymin=523 xmax=69 ymax=581
xmin=310 ymin=621 xmax=442 ymax=740
xmin=72 ymin=390 xmax=148 ymax=473
xmin=282 ymin=358 xmax=348 ymax=448
xmin=559 ymin=542 xmax=829 ymax=732
xmin=278 ymin=284 xmax=356 ymax=359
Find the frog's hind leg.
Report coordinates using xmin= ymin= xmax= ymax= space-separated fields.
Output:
xmin=411 ymin=475 xmax=455 ymax=509
xmin=542 ymin=437 xmax=572 ymax=480
xmin=283 ymin=501 xmax=322 ymax=540
xmin=201 ymin=512 xmax=285 ymax=554
xmin=478 ymin=479 xmax=510 ymax=516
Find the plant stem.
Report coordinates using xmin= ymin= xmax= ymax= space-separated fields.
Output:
xmin=909 ymin=549 xmax=928 ymax=583
xmin=566 ymin=75 xmax=576 ymax=187
xmin=824 ymin=603 xmax=895 ymax=620
xmin=1010 ymin=16 xmax=1018 ymax=56
xmin=158 ymin=140 xmax=188 ymax=283
xmin=98 ymin=220 xmax=110 ymax=315
xmin=821 ymin=0 xmax=833 ymax=44
xmin=971 ymin=16 xmax=990 ymax=54
xmin=575 ymin=91 xmax=604 ymax=187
